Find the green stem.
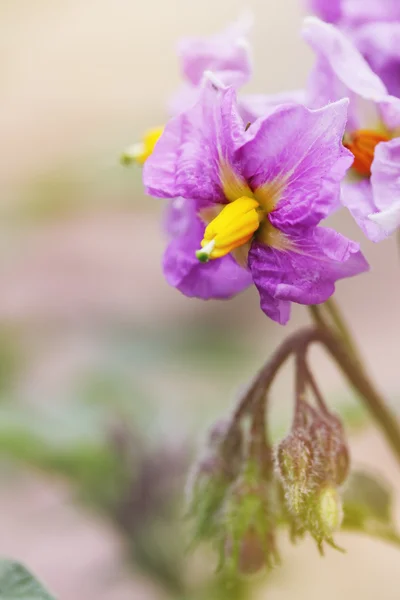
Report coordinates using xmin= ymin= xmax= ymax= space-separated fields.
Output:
xmin=232 ymin=326 xmax=400 ymax=469
xmin=323 ymin=298 xmax=364 ymax=369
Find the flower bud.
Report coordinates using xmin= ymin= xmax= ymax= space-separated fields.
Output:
xmin=186 ymin=419 xmax=244 ymax=543
xmin=309 ymin=413 xmax=350 ymax=487
xmin=275 ymin=431 xmax=316 ymax=514
xmin=318 ymin=486 xmax=343 ymax=536
xmin=219 ymin=466 xmax=280 ymax=576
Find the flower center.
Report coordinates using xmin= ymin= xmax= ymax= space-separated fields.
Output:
xmin=343 ymin=129 xmax=390 ymax=177
xmin=196 ymin=196 xmax=261 ymax=262
xmin=121 ymin=126 xmax=164 ymax=166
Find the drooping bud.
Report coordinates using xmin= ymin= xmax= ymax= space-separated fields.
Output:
xmin=275 ymin=404 xmax=350 ymax=552
xmin=303 ymin=486 xmax=344 ymax=551
xmin=309 ymin=412 xmax=350 ymax=487
xmin=186 ymin=419 xmax=243 ymax=543
xmin=218 ymin=464 xmax=280 ymax=576
xmin=275 ymin=430 xmax=316 ymax=515
xmin=318 ymin=486 xmax=343 ymax=535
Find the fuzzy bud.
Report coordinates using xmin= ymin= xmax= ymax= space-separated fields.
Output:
xmin=318 ymin=486 xmax=343 ymax=535
xmin=275 ymin=431 xmax=316 ymax=514
xmin=219 ymin=465 xmax=280 ymax=576
xmin=309 ymin=413 xmax=350 ymax=487
xmin=186 ymin=419 xmax=244 ymax=543
xmin=275 ymin=407 xmax=349 ymax=552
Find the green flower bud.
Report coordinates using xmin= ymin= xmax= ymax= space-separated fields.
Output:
xmin=218 ymin=466 xmax=280 ymax=576
xmin=186 ymin=419 xmax=244 ymax=543
xmin=275 ymin=431 xmax=316 ymax=514
xmin=309 ymin=413 xmax=350 ymax=487
xmin=318 ymin=486 xmax=343 ymax=536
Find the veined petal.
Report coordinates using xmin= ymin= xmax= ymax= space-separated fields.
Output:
xmin=144 ymin=84 xmax=249 ymax=205
xmin=248 ymin=228 xmax=369 ymax=323
xmin=237 ymin=100 xmax=352 ymax=232
xmin=163 ymin=199 xmax=252 ymax=299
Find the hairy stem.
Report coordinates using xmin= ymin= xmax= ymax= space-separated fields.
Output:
xmin=232 ymin=327 xmax=400 ymax=468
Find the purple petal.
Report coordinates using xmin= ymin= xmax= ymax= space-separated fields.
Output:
xmin=164 ymin=197 xmax=192 ymax=238
xmin=239 ymin=90 xmax=306 ymax=123
xmin=163 ymin=200 xmax=252 ymax=299
xmin=303 ymin=0 xmax=342 ymax=23
xmin=369 ymin=138 xmax=400 ymax=237
xmin=177 ymin=16 xmax=252 ymax=87
xmin=302 ymin=17 xmax=394 ymax=131
xmin=238 ymin=100 xmax=352 ymax=232
xmin=248 ymin=228 xmax=369 ymax=323
xmin=144 ymin=84 xmax=247 ymax=204
xmin=344 ymin=0 xmax=400 ymax=23
xmin=168 ymin=83 xmax=199 ymax=117
xmin=341 ymin=180 xmax=387 ymax=242
xmin=354 ymin=22 xmax=400 ymax=98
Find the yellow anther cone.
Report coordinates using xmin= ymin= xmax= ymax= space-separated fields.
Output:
xmin=196 ymin=196 xmax=261 ymax=262
xmin=121 ymin=126 xmax=164 ymax=166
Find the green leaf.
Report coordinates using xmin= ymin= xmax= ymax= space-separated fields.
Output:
xmin=0 ymin=560 xmax=55 ymax=599
xmin=342 ymin=470 xmax=400 ymax=546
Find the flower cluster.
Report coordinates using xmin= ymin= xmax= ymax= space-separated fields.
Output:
xmin=126 ymin=5 xmax=400 ymax=324
xmin=276 ymin=403 xmax=350 ymax=551
xmin=186 ymin=358 xmax=351 ymax=574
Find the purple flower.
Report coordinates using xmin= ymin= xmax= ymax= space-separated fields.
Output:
xmin=143 ymin=84 xmax=368 ymax=324
xmin=169 ymin=15 xmax=253 ymax=116
xmin=303 ymin=17 xmax=400 ymax=242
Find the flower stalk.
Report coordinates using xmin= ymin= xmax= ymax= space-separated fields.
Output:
xmin=231 ymin=326 xmax=400 ymax=468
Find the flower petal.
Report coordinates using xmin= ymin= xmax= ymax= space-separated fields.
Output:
xmin=302 ymin=17 xmax=399 ymax=131
xmin=177 ymin=15 xmax=253 ymax=87
xmin=144 ymin=84 xmax=248 ymax=205
xmin=164 ymin=197 xmax=192 ymax=238
xmin=344 ymin=0 xmax=400 ymax=23
xmin=248 ymin=228 xmax=369 ymax=323
xmin=239 ymin=90 xmax=306 ymax=123
xmin=341 ymin=180 xmax=387 ymax=242
xmin=238 ymin=100 xmax=352 ymax=231
xmin=304 ymin=0 xmax=342 ymax=23
xmin=163 ymin=199 xmax=252 ymax=299
xmin=367 ymin=138 xmax=400 ymax=237
xmin=354 ymin=22 xmax=400 ymax=99
xmin=303 ymin=17 xmax=387 ymax=101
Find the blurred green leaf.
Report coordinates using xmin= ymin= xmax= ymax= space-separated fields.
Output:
xmin=342 ymin=470 xmax=400 ymax=546
xmin=0 ymin=560 xmax=55 ymax=599
xmin=0 ymin=406 xmax=127 ymax=510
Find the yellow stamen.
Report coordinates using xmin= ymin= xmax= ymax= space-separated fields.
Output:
xmin=120 ymin=126 xmax=164 ymax=166
xmin=196 ymin=196 xmax=261 ymax=262
xmin=343 ymin=129 xmax=390 ymax=177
